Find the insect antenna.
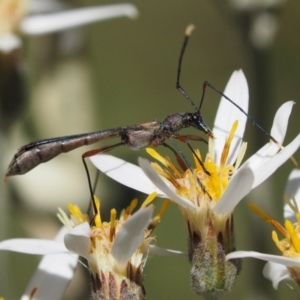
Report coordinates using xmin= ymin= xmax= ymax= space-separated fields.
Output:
xmin=178 ymin=24 xmax=282 ymax=148
xmin=176 ymin=24 xmax=198 ymax=112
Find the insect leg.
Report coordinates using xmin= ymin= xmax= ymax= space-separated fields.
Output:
xmin=169 ymin=137 xmax=212 ymax=199
xmin=198 ymin=84 xmax=299 ymax=169
xmin=176 ymin=25 xmax=282 ymax=151
xmin=179 ymin=135 xmax=208 ymax=144
xmin=176 ymin=135 xmax=210 ymax=176
xmin=163 ymin=136 xmax=208 ymax=170
xmin=201 ymin=81 xmax=280 ymax=145
xmin=162 ymin=142 xmax=189 ymax=171
xmin=82 ymin=142 xmax=124 ymax=222
xmin=168 ymin=137 xmax=193 ymax=171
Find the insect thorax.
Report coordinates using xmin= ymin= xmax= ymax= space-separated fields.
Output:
xmin=162 ymin=113 xmax=188 ymax=132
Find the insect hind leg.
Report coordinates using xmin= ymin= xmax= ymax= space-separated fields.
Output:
xmin=82 ymin=142 xmax=124 ymax=223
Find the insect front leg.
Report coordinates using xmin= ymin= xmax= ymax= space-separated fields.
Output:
xmin=176 ymin=135 xmax=210 ymax=176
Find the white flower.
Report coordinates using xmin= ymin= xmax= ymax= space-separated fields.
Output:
xmin=0 ymin=194 xmax=181 ymax=299
xmin=61 ymin=195 xmax=182 ymax=299
xmin=227 ymin=169 xmax=300 ymax=289
xmin=90 ymin=69 xmax=299 ymax=219
xmin=89 ymin=69 xmax=300 ymax=295
xmin=0 ymin=0 xmax=138 ymax=52
xmin=0 ymin=226 xmax=78 ymax=300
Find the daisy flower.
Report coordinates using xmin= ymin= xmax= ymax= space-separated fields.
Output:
xmin=0 ymin=0 xmax=138 ymax=53
xmin=227 ymin=168 xmax=300 ymax=289
xmin=89 ymin=69 xmax=300 ymax=296
xmin=0 ymin=226 xmax=78 ymax=300
xmin=0 ymin=194 xmax=177 ymax=299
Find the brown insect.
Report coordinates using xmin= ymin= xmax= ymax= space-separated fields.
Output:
xmin=6 ymin=25 xmax=277 ymax=178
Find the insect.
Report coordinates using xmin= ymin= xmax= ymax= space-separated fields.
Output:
xmin=5 ymin=25 xmax=278 ymax=178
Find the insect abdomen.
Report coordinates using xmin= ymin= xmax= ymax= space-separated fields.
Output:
xmin=6 ymin=129 xmax=123 ymax=176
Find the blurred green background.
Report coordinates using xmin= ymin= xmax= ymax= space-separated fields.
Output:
xmin=1 ymin=0 xmax=300 ymax=299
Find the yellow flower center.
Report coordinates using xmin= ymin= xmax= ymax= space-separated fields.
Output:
xmin=58 ymin=193 xmax=170 ymax=268
xmin=61 ymin=194 xmax=169 ymax=300
xmin=147 ymin=121 xmax=241 ymax=207
xmin=250 ymin=201 xmax=300 ymax=259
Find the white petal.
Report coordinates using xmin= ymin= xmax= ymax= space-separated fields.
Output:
xmin=213 ymin=167 xmax=254 ymax=215
xmin=0 ymin=238 xmax=68 ymax=255
xmin=0 ymin=227 xmax=69 ymax=255
xmin=21 ymin=226 xmax=78 ymax=300
xmin=0 ymin=33 xmax=22 ymax=52
xmin=252 ymin=134 xmax=300 ymax=189
xmin=227 ymin=251 xmax=294 ymax=289
xmin=138 ymin=158 xmax=197 ymax=209
xmin=270 ymin=101 xmax=295 ymax=143
xmin=242 ymin=101 xmax=295 ymax=171
xmin=21 ymin=4 xmax=139 ymax=35
xmin=147 ymin=245 xmax=186 ymax=256
xmin=283 ymin=206 xmax=295 ymax=223
xmin=243 ymin=142 xmax=279 ymax=171
xmin=213 ymin=70 xmax=249 ymax=165
xmin=64 ymin=222 xmax=92 ymax=261
xmin=111 ymin=206 xmax=153 ymax=268
xmin=263 ymin=262 xmax=291 ymax=289
xmin=284 ymin=169 xmax=300 ymax=221
xmin=90 ymin=154 xmax=165 ymax=197
xmin=226 ymin=251 xmax=300 ymax=267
